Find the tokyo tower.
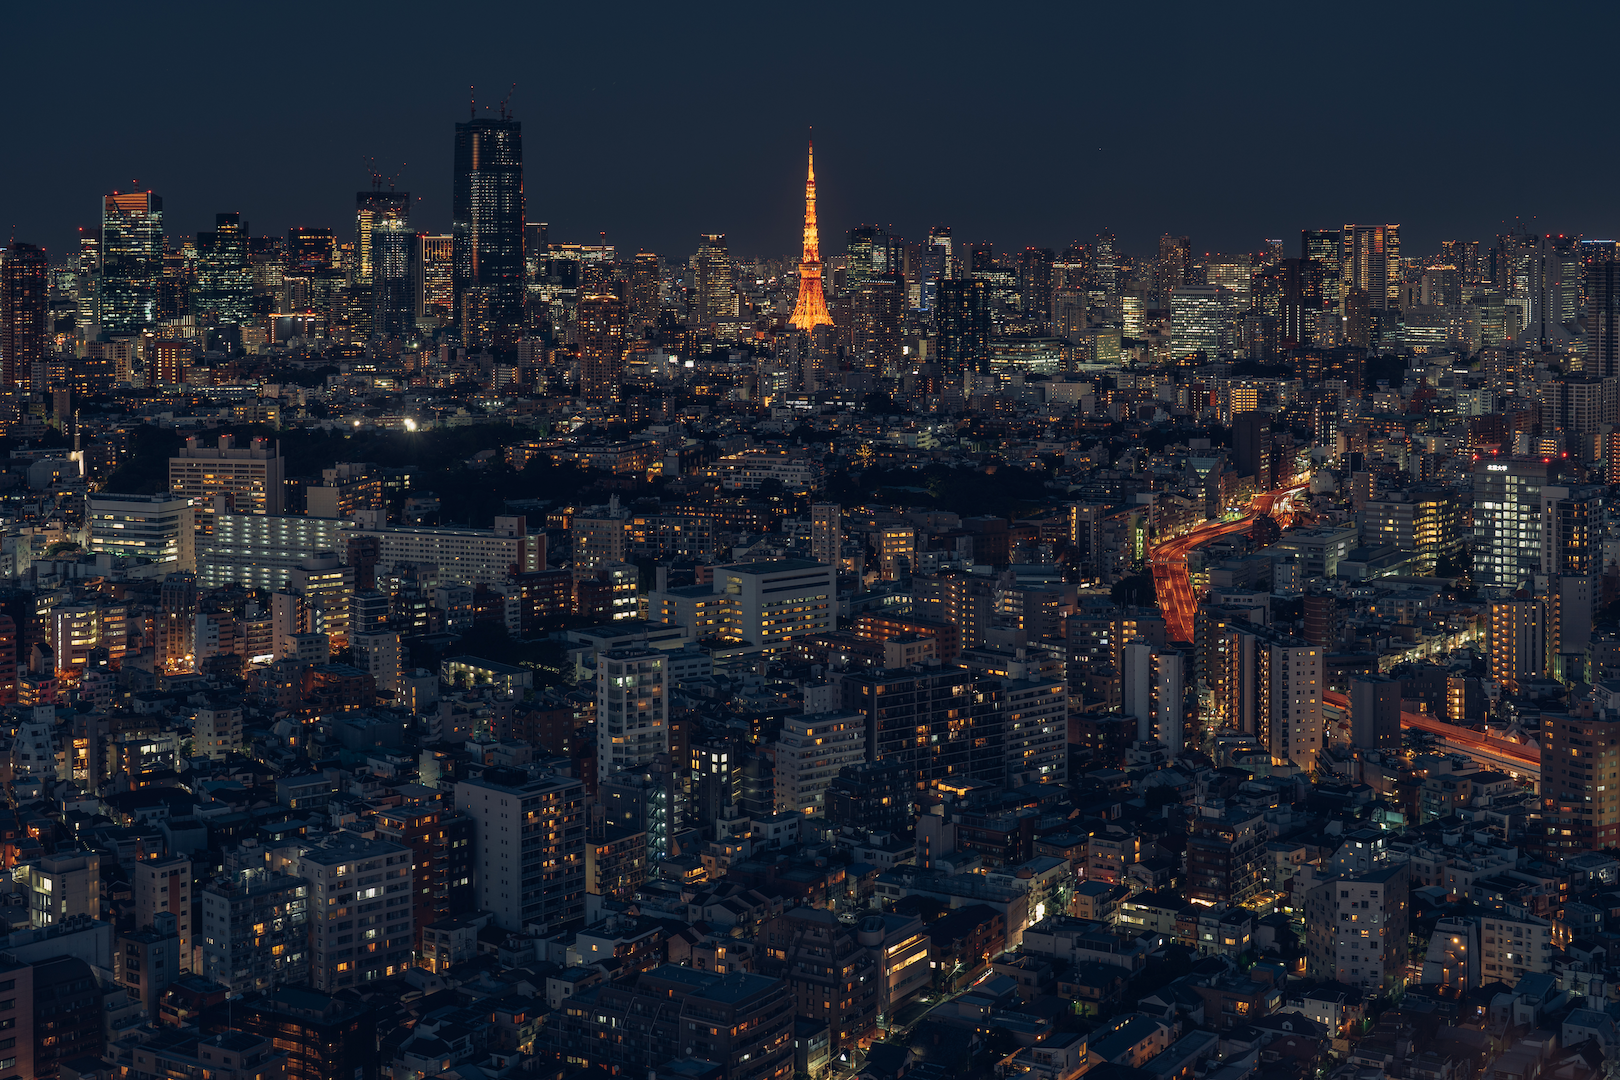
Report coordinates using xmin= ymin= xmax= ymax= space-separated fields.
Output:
xmin=789 ymin=137 xmax=834 ymax=331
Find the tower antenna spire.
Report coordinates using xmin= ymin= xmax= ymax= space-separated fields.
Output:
xmin=789 ymin=131 xmax=833 ymax=332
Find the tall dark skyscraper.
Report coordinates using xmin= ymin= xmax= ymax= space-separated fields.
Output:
xmin=1 ymin=242 xmax=49 ymax=390
xmin=101 ymin=191 xmax=164 ymax=335
xmin=1587 ymin=259 xmax=1620 ymax=380
xmin=936 ymin=277 xmax=990 ymax=376
xmin=578 ymin=292 xmax=626 ymax=404
xmin=1018 ymin=247 xmax=1054 ymax=323
xmin=1301 ymin=229 xmax=1342 ymax=313
xmin=452 ymin=114 xmax=525 ymax=346
xmin=194 ymin=212 xmax=252 ymax=325
xmin=1232 ymin=410 xmax=1273 ymax=490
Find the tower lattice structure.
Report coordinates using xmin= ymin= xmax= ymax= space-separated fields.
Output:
xmin=789 ymin=139 xmax=834 ymax=331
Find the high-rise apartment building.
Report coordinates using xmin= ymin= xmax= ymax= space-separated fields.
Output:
xmin=297 ymin=834 xmax=415 ymax=991
xmin=1541 ymin=710 xmax=1620 ymax=856
xmin=1221 ymin=624 xmax=1322 ymax=770
xmin=853 ymin=276 xmax=904 ymax=374
xmin=200 ymin=511 xmax=350 ymax=590
xmin=347 ymin=515 xmax=541 ymax=588
xmin=547 ymin=965 xmax=794 ymax=1080
xmin=1472 ymin=457 xmax=1546 ymax=592
xmin=936 ymin=277 xmax=990 ymax=374
xmin=1303 ymin=858 xmax=1410 ymax=994
xmin=169 ymin=435 xmax=286 ymax=535
xmin=773 ymin=711 xmax=866 ymax=815
xmin=810 ymin=503 xmax=841 ymax=569
xmin=198 ymin=869 xmax=310 ymax=991
xmin=101 ymin=190 xmax=164 ymax=334
xmin=693 ymin=232 xmax=734 ymax=324
xmin=373 ymin=805 xmax=476 ymax=955
xmin=1018 ymin=246 xmax=1054 ymax=323
xmin=842 ymin=665 xmax=1000 ymax=790
xmin=455 ymin=766 xmax=586 ymax=932
xmin=134 ymin=854 xmax=194 ymax=973
xmin=87 ymin=493 xmax=196 ymax=571
xmin=1349 ymin=674 xmax=1400 ymax=750
xmin=1 ymin=241 xmax=48 ymax=389
xmin=452 ymin=115 xmax=525 ymax=342
xmin=1122 ymin=644 xmax=1186 ymax=754
xmin=1488 ymin=596 xmax=1544 ymax=693
xmin=596 ymin=647 xmax=669 ymax=779
xmin=627 ymin=251 xmax=660 ymax=328
xmin=578 ymin=292 xmax=627 ymax=403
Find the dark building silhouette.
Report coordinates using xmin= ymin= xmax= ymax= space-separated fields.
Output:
xmin=936 ymin=277 xmax=990 ymax=376
xmin=1232 ymin=410 xmax=1273 ymax=490
xmin=452 ymin=114 xmax=525 ymax=345
xmin=1 ymin=241 xmax=48 ymax=389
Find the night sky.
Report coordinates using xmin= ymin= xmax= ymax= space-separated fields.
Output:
xmin=6 ymin=1 xmax=1615 ymax=264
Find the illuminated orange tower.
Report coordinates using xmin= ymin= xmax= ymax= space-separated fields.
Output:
xmin=789 ymin=137 xmax=834 ymax=331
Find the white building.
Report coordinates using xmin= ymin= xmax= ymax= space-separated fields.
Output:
xmin=349 ymin=515 xmax=541 ymax=587
xmin=200 ymin=512 xmax=351 ymax=590
xmin=296 ymin=835 xmax=414 ymax=991
xmin=1122 ymin=644 xmax=1185 ymax=755
xmin=597 ymin=648 xmax=669 ymax=779
xmin=455 ymin=768 xmax=586 ymax=932
xmin=719 ymin=559 xmax=835 ymax=649
xmin=87 ymin=493 xmax=196 ymax=570
xmin=352 ymin=630 xmax=404 ymax=698
xmin=1001 ymin=677 xmax=1069 ymax=785
xmin=773 ymin=711 xmax=866 ymax=815
xmin=168 ymin=435 xmax=284 ymax=533
xmin=1480 ymin=910 xmax=1554 ymax=984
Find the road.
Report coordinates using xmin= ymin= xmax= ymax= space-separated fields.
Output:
xmin=1149 ymin=485 xmax=1306 ymax=643
xmin=1321 ymin=690 xmax=1540 ymax=780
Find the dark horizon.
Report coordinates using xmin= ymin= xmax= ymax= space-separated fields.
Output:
xmin=5 ymin=1 xmax=1616 ymax=264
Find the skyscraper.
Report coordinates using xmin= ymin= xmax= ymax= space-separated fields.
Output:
xmin=1301 ymin=229 xmax=1343 ymax=313
xmin=1 ymin=241 xmax=48 ymax=389
xmin=354 ymin=190 xmax=408 ymax=287
xmin=578 ymin=292 xmax=627 ymax=404
xmin=627 ymin=251 xmax=661 ymax=329
xmin=1341 ymin=224 xmax=1401 ymax=311
xmin=789 ymin=140 xmax=833 ymax=332
xmin=693 ymin=233 xmax=734 ymax=324
xmin=935 ymin=277 xmax=990 ymax=375
xmin=853 ymin=275 xmax=903 ymax=374
xmin=414 ymin=234 xmax=454 ymax=322
xmin=1018 ymin=247 xmax=1054 ymax=323
xmin=846 ymin=224 xmax=887 ymax=290
xmin=101 ymin=191 xmax=164 ymax=335
xmin=194 ymin=212 xmax=252 ymax=324
xmin=1472 ymin=456 xmax=1546 ymax=592
xmin=1232 ymin=410 xmax=1274 ymax=490
xmin=452 ymin=113 xmax=525 ymax=343
xmin=1586 ymin=259 xmax=1620 ymax=379
xmin=369 ymin=218 xmax=415 ymax=339
xmin=922 ymin=225 xmax=953 ymax=311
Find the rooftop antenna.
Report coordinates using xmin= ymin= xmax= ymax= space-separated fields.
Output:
xmin=469 ymin=85 xmax=476 ymax=120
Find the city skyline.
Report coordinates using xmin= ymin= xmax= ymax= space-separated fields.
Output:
xmin=7 ymin=3 xmax=1620 ymax=260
